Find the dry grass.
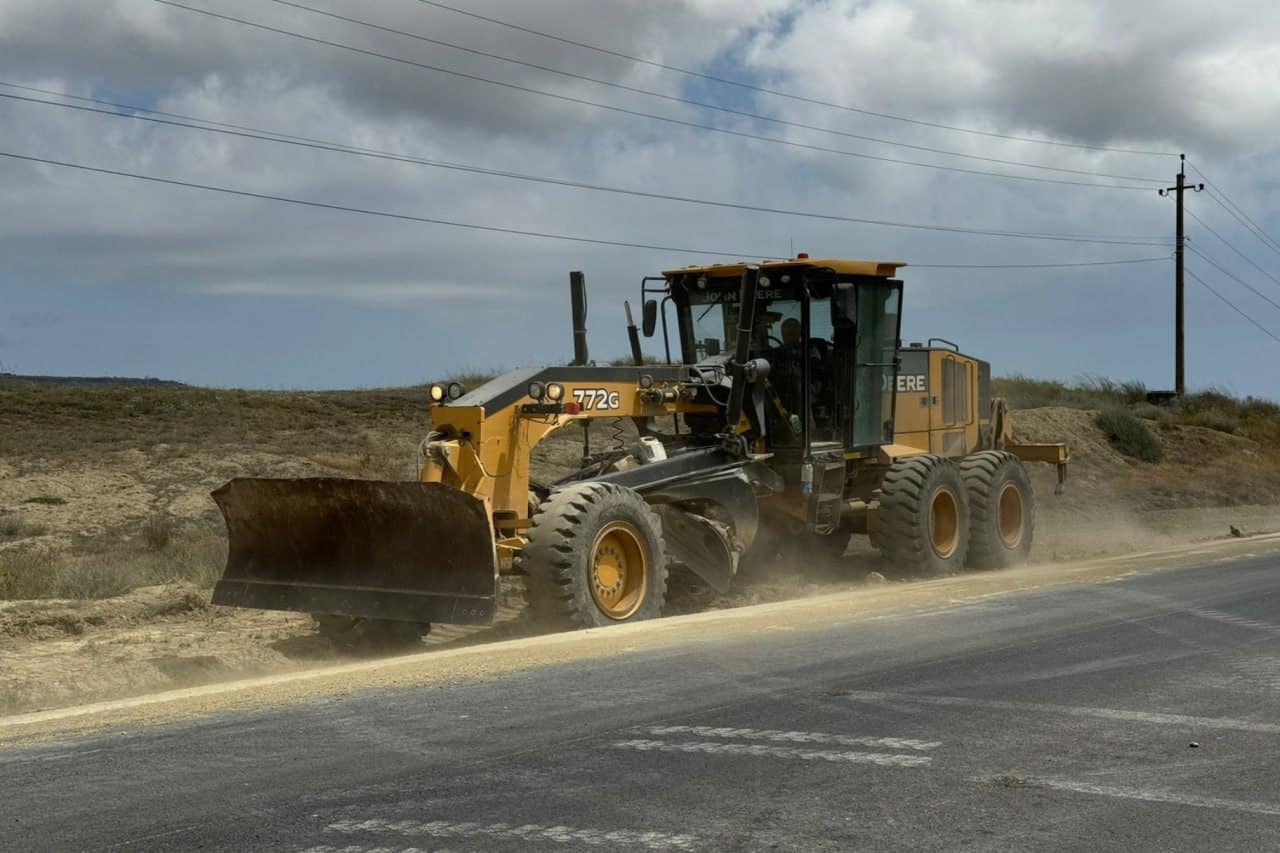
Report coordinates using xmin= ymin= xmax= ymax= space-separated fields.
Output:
xmin=2 ymin=374 xmax=1277 ymax=603
xmin=140 ymin=512 xmax=176 ymax=552
xmin=0 ymin=515 xmax=47 ymax=540
xmin=0 ymin=381 xmax=430 ymax=463
xmin=995 ymin=376 xmax=1280 ymax=443
xmin=0 ymin=526 xmax=226 ymax=600
xmin=0 ymin=380 xmax=435 ymax=601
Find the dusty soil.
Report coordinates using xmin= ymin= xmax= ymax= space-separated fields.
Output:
xmin=1 ymin=384 xmax=1278 ymax=715
xmin=7 ymin=531 xmax=1280 ymax=745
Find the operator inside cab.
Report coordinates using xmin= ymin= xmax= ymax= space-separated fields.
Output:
xmin=763 ymin=314 xmax=836 ymax=446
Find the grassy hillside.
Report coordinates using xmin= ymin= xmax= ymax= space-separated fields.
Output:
xmin=1 ymin=376 xmax=1277 ymax=602
xmin=994 ymin=375 xmax=1280 ymax=445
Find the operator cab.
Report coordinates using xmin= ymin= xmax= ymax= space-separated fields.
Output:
xmin=649 ymin=258 xmax=905 ymax=460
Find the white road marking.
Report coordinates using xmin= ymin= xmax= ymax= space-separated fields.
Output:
xmin=845 ymin=690 xmax=1280 ymax=734
xmin=1101 ymin=585 xmax=1280 ymax=637
xmin=1020 ymin=777 xmax=1280 ymax=817
xmin=300 ymin=846 xmax=468 ymax=853
xmin=642 ymin=725 xmax=940 ymax=751
xmin=612 ymin=739 xmax=932 ymax=767
xmin=325 ymin=819 xmax=699 ymax=850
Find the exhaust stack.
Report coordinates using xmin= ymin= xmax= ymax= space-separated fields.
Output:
xmin=570 ymin=270 xmax=589 ymax=366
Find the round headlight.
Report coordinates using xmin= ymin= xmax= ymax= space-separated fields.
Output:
xmin=638 ymin=374 xmax=654 ymax=389
xmin=527 ymin=381 xmax=546 ymax=400
xmin=545 ymin=382 xmax=565 ymax=402
xmin=428 ymin=384 xmax=446 ymax=403
xmin=447 ymin=382 xmax=465 ymax=401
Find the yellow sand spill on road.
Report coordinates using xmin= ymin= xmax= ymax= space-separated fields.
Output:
xmin=3 ymin=533 xmax=1279 ymax=746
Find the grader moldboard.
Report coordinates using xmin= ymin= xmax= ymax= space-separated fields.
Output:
xmin=212 ymin=258 xmax=1069 ymax=646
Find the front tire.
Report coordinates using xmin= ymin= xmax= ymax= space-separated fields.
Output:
xmin=520 ymin=481 xmax=667 ymax=629
xmin=875 ymin=455 xmax=970 ymax=577
xmin=960 ymin=451 xmax=1035 ymax=569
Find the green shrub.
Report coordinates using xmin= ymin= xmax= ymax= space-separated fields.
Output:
xmin=1095 ymin=408 xmax=1164 ymax=463
xmin=22 ymin=496 xmax=67 ymax=506
xmin=0 ymin=549 xmax=58 ymax=598
xmin=0 ymin=517 xmax=47 ymax=539
xmin=141 ymin=512 xmax=176 ymax=552
xmin=1130 ymin=402 xmax=1168 ymax=422
xmin=1177 ymin=409 xmax=1239 ymax=434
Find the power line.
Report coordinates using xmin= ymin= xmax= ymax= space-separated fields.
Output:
xmin=1186 ymin=245 xmax=1280 ymax=314
xmin=1185 ymin=160 xmax=1280 ymax=258
xmin=0 ymin=150 xmax=752 ymax=257
xmin=154 ymin=1 xmax=1156 ymax=192
xmin=1185 ymin=206 xmax=1280 ymax=292
xmin=912 ymin=257 xmax=1169 ymax=270
xmin=0 ymin=88 xmax=1173 ymax=248
xmin=413 ymin=0 xmax=1178 ymax=157
xmin=1188 ymin=161 xmax=1280 ymax=254
xmin=257 ymin=0 xmax=1164 ymax=185
xmin=0 ymin=148 xmax=1170 ymax=270
xmin=1205 ymin=185 xmax=1280 ymax=258
xmin=1186 ymin=267 xmax=1280 ymax=346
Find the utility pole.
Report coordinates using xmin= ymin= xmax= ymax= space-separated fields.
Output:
xmin=1159 ymin=154 xmax=1204 ymax=397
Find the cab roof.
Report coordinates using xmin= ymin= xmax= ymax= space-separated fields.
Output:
xmin=662 ymin=257 xmax=906 ymax=279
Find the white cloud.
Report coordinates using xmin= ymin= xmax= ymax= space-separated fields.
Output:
xmin=0 ymin=0 xmax=1278 ymax=391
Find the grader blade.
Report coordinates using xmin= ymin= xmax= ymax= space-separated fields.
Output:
xmin=211 ymin=478 xmax=497 ymax=626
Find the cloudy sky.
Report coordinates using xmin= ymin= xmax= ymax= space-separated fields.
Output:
xmin=2 ymin=0 xmax=1279 ymax=394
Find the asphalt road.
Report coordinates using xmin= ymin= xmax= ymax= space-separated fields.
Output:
xmin=7 ymin=547 xmax=1280 ymax=851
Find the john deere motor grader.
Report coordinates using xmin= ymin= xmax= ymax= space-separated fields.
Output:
xmin=212 ymin=258 xmax=1067 ymax=642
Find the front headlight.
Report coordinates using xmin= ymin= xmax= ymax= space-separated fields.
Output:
xmin=546 ymin=382 xmax=565 ymax=401
xmin=527 ymin=381 xmax=546 ymax=400
xmin=428 ymin=384 xmax=446 ymax=403
xmin=447 ymin=382 xmax=465 ymax=401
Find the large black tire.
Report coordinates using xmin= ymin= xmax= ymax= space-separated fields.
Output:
xmin=960 ymin=451 xmax=1035 ymax=569
xmin=313 ymin=615 xmax=430 ymax=652
xmin=520 ymin=481 xmax=667 ymax=629
xmin=875 ymin=455 xmax=970 ymax=577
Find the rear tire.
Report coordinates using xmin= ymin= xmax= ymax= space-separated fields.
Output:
xmin=313 ymin=615 xmax=430 ymax=652
xmin=520 ymin=481 xmax=667 ymax=630
xmin=960 ymin=451 xmax=1035 ymax=569
xmin=875 ymin=455 xmax=970 ymax=577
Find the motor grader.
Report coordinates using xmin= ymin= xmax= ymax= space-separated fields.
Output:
xmin=212 ymin=257 xmax=1068 ymax=643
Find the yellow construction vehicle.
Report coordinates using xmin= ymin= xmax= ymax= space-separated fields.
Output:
xmin=212 ymin=258 xmax=1068 ymax=643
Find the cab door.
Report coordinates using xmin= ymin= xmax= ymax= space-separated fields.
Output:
xmin=849 ymin=280 xmax=903 ymax=449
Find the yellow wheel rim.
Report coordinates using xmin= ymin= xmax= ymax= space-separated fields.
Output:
xmin=929 ymin=488 xmax=960 ymax=559
xmin=998 ymin=483 xmax=1025 ymax=549
xmin=589 ymin=521 xmax=649 ymax=620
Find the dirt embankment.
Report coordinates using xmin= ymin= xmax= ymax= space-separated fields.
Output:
xmin=1012 ymin=407 xmax=1280 ymax=560
xmin=1 ymin=383 xmax=1278 ymax=715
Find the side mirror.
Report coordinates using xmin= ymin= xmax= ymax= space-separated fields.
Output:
xmin=642 ymin=299 xmax=659 ymax=337
xmin=832 ymin=282 xmax=857 ymax=328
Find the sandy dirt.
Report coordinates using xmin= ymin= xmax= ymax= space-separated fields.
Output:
xmin=1 ymin=502 xmax=1274 ymax=718
xmin=2 ymin=403 xmax=1278 ymax=717
xmin=5 ymin=531 xmax=1280 ymax=745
